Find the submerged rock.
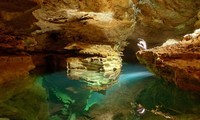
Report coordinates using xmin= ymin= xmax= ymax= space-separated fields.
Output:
xmin=136 ymin=29 xmax=200 ymax=92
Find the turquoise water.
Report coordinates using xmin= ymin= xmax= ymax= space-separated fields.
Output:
xmin=0 ymin=63 xmax=200 ymax=120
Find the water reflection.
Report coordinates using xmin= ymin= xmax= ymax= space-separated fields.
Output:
xmin=66 ymin=56 xmax=121 ymax=91
xmin=41 ymin=64 xmax=155 ymax=119
xmin=0 ymin=56 xmax=48 ymax=120
xmin=135 ymin=78 xmax=200 ymax=120
xmin=0 ymin=61 xmax=200 ymax=120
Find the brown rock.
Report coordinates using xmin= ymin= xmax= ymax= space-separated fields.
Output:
xmin=0 ymin=34 xmax=24 ymax=52
xmin=136 ymin=29 xmax=200 ymax=92
xmin=130 ymin=0 xmax=200 ymax=44
xmin=32 ymin=0 xmax=135 ymax=51
xmin=0 ymin=34 xmax=39 ymax=53
xmin=0 ymin=55 xmax=35 ymax=101
xmin=0 ymin=55 xmax=35 ymax=79
xmin=194 ymin=11 xmax=200 ymax=28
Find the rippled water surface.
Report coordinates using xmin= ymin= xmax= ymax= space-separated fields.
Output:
xmin=0 ymin=63 xmax=200 ymax=120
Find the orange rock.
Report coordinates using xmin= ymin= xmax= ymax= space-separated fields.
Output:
xmin=136 ymin=29 xmax=200 ymax=93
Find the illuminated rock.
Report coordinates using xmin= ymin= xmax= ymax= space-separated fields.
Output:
xmin=32 ymin=0 xmax=135 ymax=90
xmin=32 ymin=0 xmax=135 ymax=51
xmin=130 ymin=0 xmax=200 ymax=43
xmin=136 ymin=29 xmax=200 ymax=92
xmin=66 ymin=43 xmax=121 ymax=91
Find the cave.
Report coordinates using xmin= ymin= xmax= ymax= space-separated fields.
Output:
xmin=0 ymin=0 xmax=200 ymax=120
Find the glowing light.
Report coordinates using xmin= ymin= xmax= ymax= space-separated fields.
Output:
xmin=119 ymin=71 xmax=153 ymax=81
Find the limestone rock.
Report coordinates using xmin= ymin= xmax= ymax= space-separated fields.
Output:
xmin=0 ymin=0 xmax=199 ymax=92
xmin=32 ymin=0 xmax=135 ymax=51
xmin=31 ymin=0 xmax=134 ymax=88
xmin=194 ymin=11 xmax=200 ymax=28
xmin=0 ymin=34 xmax=24 ymax=52
xmin=0 ymin=56 xmax=35 ymax=79
xmin=0 ymin=55 xmax=35 ymax=101
xmin=130 ymin=0 xmax=200 ymax=43
xmin=0 ymin=0 xmax=38 ymax=35
xmin=136 ymin=29 xmax=200 ymax=92
xmin=0 ymin=56 xmax=48 ymax=120
xmin=66 ymin=42 xmax=121 ymax=91
xmin=161 ymin=39 xmax=179 ymax=47
xmin=0 ymin=33 xmax=38 ymax=53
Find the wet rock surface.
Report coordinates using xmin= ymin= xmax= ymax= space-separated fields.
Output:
xmin=0 ymin=1 xmax=200 ymax=119
xmin=0 ymin=0 xmax=200 ymax=92
xmin=66 ymin=42 xmax=122 ymax=91
xmin=136 ymin=29 xmax=200 ymax=92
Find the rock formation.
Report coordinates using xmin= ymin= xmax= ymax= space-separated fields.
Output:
xmin=31 ymin=0 xmax=135 ymax=90
xmin=65 ymin=42 xmax=122 ymax=90
xmin=0 ymin=55 xmax=35 ymax=100
xmin=0 ymin=55 xmax=49 ymax=120
xmin=32 ymin=0 xmax=135 ymax=50
xmin=1 ymin=1 xmax=199 ymax=119
xmin=136 ymin=29 xmax=200 ymax=92
xmin=195 ymin=11 xmax=200 ymax=28
xmin=124 ymin=0 xmax=200 ymax=62
xmin=130 ymin=0 xmax=200 ymax=43
xmin=0 ymin=0 xmax=199 ymax=92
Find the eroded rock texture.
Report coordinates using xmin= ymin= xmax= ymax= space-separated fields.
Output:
xmin=32 ymin=0 xmax=135 ymax=51
xmin=0 ymin=0 xmax=200 ymax=91
xmin=0 ymin=55 xmax=49 ymax=120
xmin=0 ymin=55 xmax=35 ymax=101
xmin=136 ymin=29 xmax=200 ymax=92
xmin=195 ymin=11 xmax=200 ymax=28
xmin=31 ymin=0 xmax=135 ymax=89
xmin=130 ymin=0 xmax=200 ymax=43
xmin=66 ymin=42 xmax=121 ymax=91
xmin=124 ymin=0 xmax=200 ymax=62
xmin=0 ymin=34 xmax=38 ymax=54
xmin=0 ymin=56 xmax=35 ymax=82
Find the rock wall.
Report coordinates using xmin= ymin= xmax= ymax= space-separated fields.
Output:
xmin=0 ymin=0 xmax=200 ymax=91
xmin=32 ymin=0 xmax=135 ymax=51
xmin=136 ymin=29 xmax=200 ymax=92
xmin=195 ymin=11 xmax=200 ymax=28
xmin=0 ymin=55 xmax=35 ymax=102
xmin=0 ymin=55 xmax=49 ymax=120
xmin=30 ymin=0 xmax=135 ymax=88
xmin=0 ymin=0 xmax=199 ymax=44
xmin=130 ymin=0 xmax=200 ymax=43
xmin=126 ymin=0 xmax=200 ymax=62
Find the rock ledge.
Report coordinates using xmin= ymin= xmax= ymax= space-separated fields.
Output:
xmin=136 ymin=29 xmax=200 ymax=92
